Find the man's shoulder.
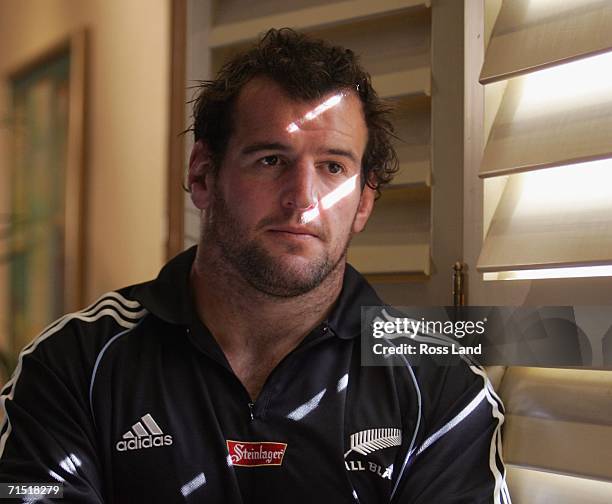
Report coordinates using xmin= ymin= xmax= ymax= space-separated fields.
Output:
xmin=19 ymin=287 xmax=149 ymax=371
xmin=23 ymin=246 xmax=197 ymax=370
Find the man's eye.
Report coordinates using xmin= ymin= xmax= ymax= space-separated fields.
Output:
xmin=327 ymin=162 xmax=343 ymax=174
xmin=261 ymin=155 xmax=280 ymax=166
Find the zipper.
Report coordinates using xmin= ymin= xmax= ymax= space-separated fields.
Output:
xmin=247 ymin=402 xmax=255 ymax=421
xmin=192 ymin=322 xmax=332 ymax=422
xmin=245 ymin=322 xmax=334 ymax=421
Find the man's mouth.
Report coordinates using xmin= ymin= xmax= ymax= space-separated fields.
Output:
xmin=267 ymin=226 xmax=320 ymax=239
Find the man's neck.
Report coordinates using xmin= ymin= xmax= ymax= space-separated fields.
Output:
xmin=189 ymin=245 xmax=345 ymax=399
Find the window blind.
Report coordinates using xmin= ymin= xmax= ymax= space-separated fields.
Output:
xmin=477 ymin=0 xmax=612 ymax=277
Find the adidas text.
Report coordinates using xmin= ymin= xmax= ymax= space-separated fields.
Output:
xmin=116 ymin=434 xmax=173 ymax=452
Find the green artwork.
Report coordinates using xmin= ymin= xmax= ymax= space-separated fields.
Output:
xmin=9 ymin=52 xmax=70 ymax=354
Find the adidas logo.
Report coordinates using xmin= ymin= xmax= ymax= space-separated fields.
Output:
xmin=115 ymin=413 xmax=173 ymax=452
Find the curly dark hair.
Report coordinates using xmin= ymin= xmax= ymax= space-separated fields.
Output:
xmin=190 ymin=28 xmax=398 ymax=194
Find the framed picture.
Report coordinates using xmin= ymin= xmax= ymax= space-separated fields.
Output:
xmin=5 ymin=30 xmax=87 ymax=356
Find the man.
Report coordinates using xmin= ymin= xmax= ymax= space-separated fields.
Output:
xmin=0 ymin=29 xmax=509 ymax=503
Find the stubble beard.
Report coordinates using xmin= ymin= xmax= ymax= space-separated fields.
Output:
xmin=205 ymin=189 xmax=351 ymax=298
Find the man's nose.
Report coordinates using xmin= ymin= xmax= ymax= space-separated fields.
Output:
xmin=281 ymin=159 xmax=318 ymax=211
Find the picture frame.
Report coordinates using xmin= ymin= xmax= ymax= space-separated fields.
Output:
xmin=5 ymin=30 xmax=87 ymax=355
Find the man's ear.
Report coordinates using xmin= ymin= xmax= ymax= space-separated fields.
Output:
xmin=352 ymin=184 xmax=376 ymax=234
xmin=188 ymin=140 xmax=215 ymax=210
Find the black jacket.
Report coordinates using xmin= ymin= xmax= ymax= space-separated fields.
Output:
xmin=0 ymin=247 xmax=509 ymax=503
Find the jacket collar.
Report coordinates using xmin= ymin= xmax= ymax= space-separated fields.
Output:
xmin=130 ymin=246 xmax=197 ymax=326
xmin=130 ymin=245 xmax=384 ymax=339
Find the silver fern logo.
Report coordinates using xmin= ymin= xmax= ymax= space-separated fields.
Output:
xmin=344 ymin=428 xmax=402 ymax=458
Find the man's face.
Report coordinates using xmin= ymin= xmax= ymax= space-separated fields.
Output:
xmin=190 ymin=77 xmax=375 ymax=297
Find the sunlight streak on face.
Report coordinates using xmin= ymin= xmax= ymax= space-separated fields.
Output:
xmin=285 ymin=93 xmax=345 ymax=133
xmin=299 ymin=202 xmax=319 ymax=224
xmin=299 ymin=174 xmax=358 ymax=224
xmin=321 ymin=174 xmax=357 ymax=209
xmin=305 ymin=94 xmax=343 ymax=120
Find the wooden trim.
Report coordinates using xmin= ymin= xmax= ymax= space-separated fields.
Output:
xmin=64 ymin=30 xmax=88 ymax=312
xmin=477 ymin=166 xmax=612 ymax=272
xmin=480 ymin=0 xmax=612 ymax=84
xmin=365 ymin=273 xmax=429 ymax=283
xmin=372 ymin=67 xmax=431 ymax=99
xmin=480 ymin=70 xmax=612 ymax=178
xmin=209 ymin=0 xmax=429 ymax=48
xmin=167 ymin=0 xmax=187 ymax=260
xmin=426 ymin=0 xmax=465 ymax=303
xmin=348 ymin=243 xmax=431 ymax=275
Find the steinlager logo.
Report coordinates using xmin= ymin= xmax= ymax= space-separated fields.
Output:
xmin=226 ymin=440 xmax=287 ymax=467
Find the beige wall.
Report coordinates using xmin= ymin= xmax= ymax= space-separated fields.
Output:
xmin=0 ymin=0 xmax=169 ymax=345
